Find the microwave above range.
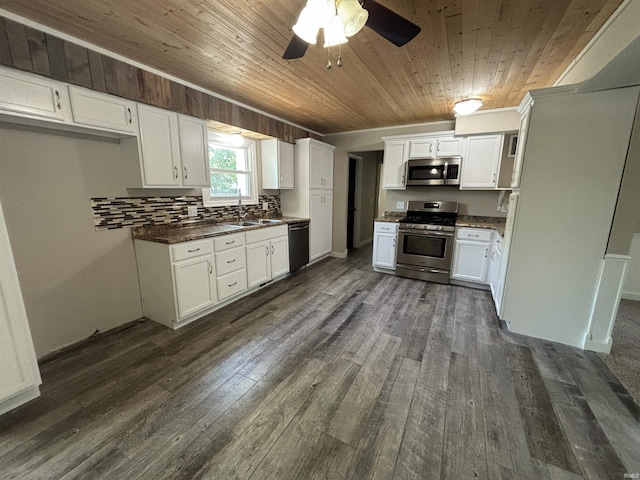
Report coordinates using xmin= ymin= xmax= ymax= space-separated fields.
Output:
xmin=406 ymin=158 xmax=461 ymax=186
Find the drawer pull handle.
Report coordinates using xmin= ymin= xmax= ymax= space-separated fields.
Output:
xmin=174 ymin=166 xmax=179 ymax=179
xmin=187 ymin=248 xmax=201 ymax=252
xmin=382 ymin=227 xmax=390 ymax=230
xmin=209 ymin=263 xmax=213 ymax=274
xmin=226 ymin=240 xmax=235 ymax=245
xmin=55 ymin=90 xmax=61 ymax=110
xmin=228 ymin=281 xmax=238 ymax=287
xmin=468 ymin=234 xmax=480 ymax=237
xmin=127 ymin=107 xmax=132 ymax=124
xmin=184 ymin=167 xmax=188 ymax=179
xmin=226 ymin=259 xmax=236 ymax=263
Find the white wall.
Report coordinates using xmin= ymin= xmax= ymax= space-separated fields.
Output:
xmin=501 ymin=86 xmax=640 ymax=348
xmin=383 ymin=188 xmax=506 ymax=217
xmin=0 ymin=124 xmax=143 ymax=356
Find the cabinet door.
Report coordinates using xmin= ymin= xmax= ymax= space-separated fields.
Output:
xmin=278 ymin=141 xmax=294 ymax=189
xmin=174 ymin=256 xmax=216 ymax=319
xmin=270 ymin=236 xmax=290 ymax=278
xmin=0 ymin=201 xmax=41 ymax=414
xmin=436 ymin=137 xmax=464 ymax=157
xmin=178 ymin=115 xmax=209 ymax=187
xmin=321 ymin=193 xmax=333 ymax=256
xmin=0 ymin=67 xmax=69 ymax=121
xmin=309 ymin=144 xmax=324 ymax=189
xmin=138 ymin=105 xmax=181 ymax=186
xmin=69 ymin=86 xmax=137 ymax=133
xmin=309 ymin=192 xmax=324 ymax=261
xmin=322 ymin=148 xmax=333 ymax=189
xmin=451 ymin=240 xmax=490 ymax=283
xmin=460 ymin=135 xmax=503 ymax=189
xmin=246 ymin=241 xmax=271 ymax=288
xmin=373 ymin=233 xmax=397 ymax=269
xmin=382 ymin=140 xmax=408 ymax=189
xmin=408 ymin=139 xmax=435 ymax=158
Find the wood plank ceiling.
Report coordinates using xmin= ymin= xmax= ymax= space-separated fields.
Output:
xmin=0 ymin=0 xmax=625 ymax=134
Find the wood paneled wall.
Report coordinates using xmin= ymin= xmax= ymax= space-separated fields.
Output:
xmin=0 ymin=16 xmax=319 ymax=142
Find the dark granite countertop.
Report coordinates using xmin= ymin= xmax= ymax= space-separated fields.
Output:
xmin=132 ymin=216 xmax=309 ymax=244
xmin=374 ymin=213 xmax=506 ymax=236
xmin=456 ymin=215 xmax=506 ymax=236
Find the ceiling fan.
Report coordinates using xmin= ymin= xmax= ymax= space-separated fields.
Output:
xmin=283 ymin=0 xmax=421 ymax=60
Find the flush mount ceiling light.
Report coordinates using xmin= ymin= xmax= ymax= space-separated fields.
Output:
xmin=453 ymin=98 xmax=484 ymax=116
xmin=283 ymin=0 xmax=421 ymax=68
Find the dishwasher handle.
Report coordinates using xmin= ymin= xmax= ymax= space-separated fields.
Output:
xmin=289 ymin=224 xmax=310 ymax=231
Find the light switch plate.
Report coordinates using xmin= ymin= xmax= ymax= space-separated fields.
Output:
xmin=396 ymin=201 xmax=405 ymax=209
xmin=262 ymin=202 xmax=269 ymax=210
xmin=187 ymin=206 xmax=198 ymax=217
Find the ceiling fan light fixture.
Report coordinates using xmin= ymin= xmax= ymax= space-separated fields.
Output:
xmin=337 ymin=0 xmax=369 ymax=37
xmin=453 ymin=98 xmax=484 ymax=115
xmin=323 ymin=15 xmax=348 ymax=48
xmin=307 ymin=0 xmax=336 ymax=27
xmin=292 ymin=6 xmax=320 ymax=44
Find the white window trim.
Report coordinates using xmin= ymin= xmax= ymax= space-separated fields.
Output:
xmin=202 ymin=132 xmax=258 ymax=207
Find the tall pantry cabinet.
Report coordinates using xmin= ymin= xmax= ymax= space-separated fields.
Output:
xmin=281 ymin=138 xmax=335 ymax=263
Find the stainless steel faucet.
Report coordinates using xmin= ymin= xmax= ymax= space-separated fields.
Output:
xmin=237 ymin=189 xmax=246 ymax=225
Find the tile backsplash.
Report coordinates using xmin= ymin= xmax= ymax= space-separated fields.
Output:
xmin=91 ymin=194 xmax=281 ymax=230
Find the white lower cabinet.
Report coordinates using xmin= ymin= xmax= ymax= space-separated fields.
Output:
xmin=372 ymin=222 xmax=398 ymax=272
xmin=135 ymin=225 xmax=290 ymax=329
xmin=246 ymin=225 xmax=289 ymax=288
xmin=451 ymin=228 xmax=492 ymax=283
xmin=174 ymin=255 xmax=216 ymax=318
xmin=310 ymin=192 xmax=332 ymax=262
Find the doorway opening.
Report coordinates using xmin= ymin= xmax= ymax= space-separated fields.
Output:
xmin=346 ymin=151 xmax=383 ymax=251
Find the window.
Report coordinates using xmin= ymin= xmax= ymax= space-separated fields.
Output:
xmin=202 ymin=131 xmax=258 ymax=207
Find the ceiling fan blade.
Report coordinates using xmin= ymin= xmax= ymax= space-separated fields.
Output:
xmin=363 ymin=0 xmax=421 ymax=47
xmin=282 ymin=35 xmax=310 ymax=60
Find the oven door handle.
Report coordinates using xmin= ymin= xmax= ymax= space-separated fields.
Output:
xmin=399 ymin=229 xmax=454 ymax=237
xmin=443 ymin=161 xmax=448 ymax=182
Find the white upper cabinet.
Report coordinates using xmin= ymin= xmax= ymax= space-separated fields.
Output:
xmin=382 ymin=140 xmax=408 ymax=189
xmin=137 ymin=105 xmax=209 ymax=188
xmin=408 ymin=138 xmax=435 ymax=158
xmin=460 ymin=134 xmax=504 ymax=189
xmin=177 ymin=115 xmax=209 ymax=187
xmin=309 ymin=142 xmax=333 ymax=190
xmin=69 ymin=86 xmax=138 ymax=134
xmin=138 ymin=104 xmax=182 ymax=187
xmin=0 ymin=66 xmax=70 ymax=122
xmin=436 ymin=137 xmax=464 ymax=157
xmin=261 ymin=139 xmax=294 ymax=189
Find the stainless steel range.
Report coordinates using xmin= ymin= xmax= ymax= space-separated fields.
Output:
xmin=396 ymin=201 xmax=458 ymax=284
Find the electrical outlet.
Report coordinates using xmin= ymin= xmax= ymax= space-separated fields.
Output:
xmin=262 ymin=202 xmax=269 ymax=210
xmin=187 ymin=206 xmax=198 ymax=217
xmin=396 ymin=201 xmax=405 ymax=209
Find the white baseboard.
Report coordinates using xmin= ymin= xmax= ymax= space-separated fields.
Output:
xmin=621 ymin=291 xmax=640 ymax=301
xmin=583 ymin=333 xmax=613 ymax=354
xmin=0 ymin=385 xmax=40 ymax=415
xmin=331 ymin=250 xmax=348 ymax=259
xmin=356 ymin=237 xmax=372 ymax=248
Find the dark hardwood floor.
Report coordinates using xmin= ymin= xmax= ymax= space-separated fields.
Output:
xmin=1 ymin=247 xmax=639 ymax=479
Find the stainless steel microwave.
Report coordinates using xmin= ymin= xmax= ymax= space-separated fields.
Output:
xmin=406 ymin=158 xmax=461 ymax=186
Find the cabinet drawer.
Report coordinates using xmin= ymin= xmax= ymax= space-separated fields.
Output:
xmin=456 ymin=228 xmax=493 ymax=242
xmin=171 ymin=239 xmax=213 ymax=262
xmin=217 ymin=269 xmax=247 ymax=301
xmin=215 ymin=246 xmax=246 ymax=276
xmin=374 ymin=222 xmax=398 ymax=234
xmin=214 ymin=233 xmax=245 ymax=252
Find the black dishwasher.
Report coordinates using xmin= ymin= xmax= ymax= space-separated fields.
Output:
xmin=288 ymin=220 xmax=310 ymax=271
